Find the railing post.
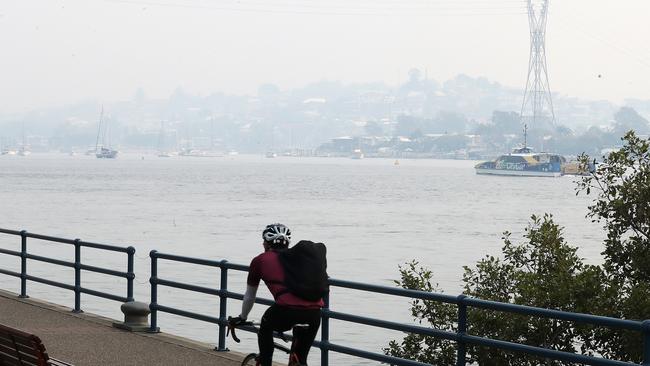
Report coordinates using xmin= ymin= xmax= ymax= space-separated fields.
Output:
xmin=126 ymin=246 xmax=135 ymax=302
xmin=19 ymin=230 xmax=28 ymax=298
xmin=216 ymin=260 xmax=228 ymax=352
xmin=73 ymin=239 xmax=83 ymax=313
xmin=642 ymin=320 xmax=650 ymax=366
xmin=456 ymin=295 xmax=467 ymax=366
xmin=321 ymin=291 xmax=330 ymax=366
xmin=149 ymin=250 xmax=159 ymax=332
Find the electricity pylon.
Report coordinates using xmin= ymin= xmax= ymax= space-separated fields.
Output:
xmin=520 ymin=0 xmax=555 ymax=130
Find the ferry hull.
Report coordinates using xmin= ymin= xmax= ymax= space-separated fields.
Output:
xmin=475 ymin=168 xmax=562 ymax=177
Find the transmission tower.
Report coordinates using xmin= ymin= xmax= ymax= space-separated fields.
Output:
xmin=520 ymin=0 xmax=555 ymax=130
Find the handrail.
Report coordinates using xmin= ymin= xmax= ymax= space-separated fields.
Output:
xmin=148 ymin=250 xmax=650 ymax=366
xmin=0 ymin=228 xmax=135 ymax=312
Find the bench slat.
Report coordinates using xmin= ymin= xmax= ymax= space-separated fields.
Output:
xmin=0 ymin=336 xmax=42 ymax=356
xmin=49 ymin=357 xmax=74 ymax=366
xmin=0 ymin=323 xmax=72 ymax=366
xmin=0 ymin=332 xmax=39 ymax=346
xmin=0 ymin=352 xmax=27 ymax=366
xmin=0 ymin=324 xmax=38 ymax=339
xmin=0 ymin=344 xmax=43 ymax=366
xmin=0 ymin=345 xmax=43 ymax=365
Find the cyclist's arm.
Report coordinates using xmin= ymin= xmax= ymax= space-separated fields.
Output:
xmin=240 ymin=284 xmax=258 ymax=320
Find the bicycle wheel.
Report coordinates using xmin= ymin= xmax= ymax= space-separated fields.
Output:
xmin=241 ymin=353 xmax=259 ymax=366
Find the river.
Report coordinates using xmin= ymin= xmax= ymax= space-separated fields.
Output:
xmin=0 ymin=153 xmax=605 ymax=365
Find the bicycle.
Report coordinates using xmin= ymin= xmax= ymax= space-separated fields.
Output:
xmin=227 ymin=316 xmax=308 ymax=366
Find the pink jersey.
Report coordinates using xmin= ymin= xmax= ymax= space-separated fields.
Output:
xmin=247 ymin=251 xmax=324 ymax=309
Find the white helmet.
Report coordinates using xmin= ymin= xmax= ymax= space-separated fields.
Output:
xmin=262 ymin=223 xmax=291 ymax=247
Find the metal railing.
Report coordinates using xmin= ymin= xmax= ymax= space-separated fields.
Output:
xmin=149 ymin=250 xmax=650 ymax=366
xmin=0 ymin=228 xmax=135 ymax=312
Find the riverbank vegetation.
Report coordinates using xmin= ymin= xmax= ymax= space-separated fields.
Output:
xmin=387 ymin=131 xmax=650 ymax=364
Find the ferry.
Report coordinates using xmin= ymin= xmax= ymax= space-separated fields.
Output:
xmin=474 ymin=146 xmax=565 ymax=177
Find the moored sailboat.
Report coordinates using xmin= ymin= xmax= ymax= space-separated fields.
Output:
xmin=95 ymin=107 xmax=118 ymax=159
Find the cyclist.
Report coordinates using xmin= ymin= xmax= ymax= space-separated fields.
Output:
xmin=230 ymin=223 xmax=324 ymax=366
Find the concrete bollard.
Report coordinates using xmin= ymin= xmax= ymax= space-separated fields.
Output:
xmin=113 ymin=301 xmax=152 ymax=332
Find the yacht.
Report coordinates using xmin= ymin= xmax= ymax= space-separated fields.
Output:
xmin=96 ymin=146 xmax=118 ymax=159
xmin=18 ymin=147 xmax=31 ymax=156
xmin=94 ymin=107 xmax=118 ymax=159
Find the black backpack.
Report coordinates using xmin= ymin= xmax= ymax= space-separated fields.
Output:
xmin=277 ymin=240 xmax=329 ymax=301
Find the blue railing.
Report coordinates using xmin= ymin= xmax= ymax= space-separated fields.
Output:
xmin=149 ymin=249 xmax=650 ymax=366
xmin=0 ymin=228 xmax=135 ymax=312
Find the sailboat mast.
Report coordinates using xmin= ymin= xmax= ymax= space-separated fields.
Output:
xmin=158 ymin=120 xmax=165 ymax=152
xmin=21 ymin=120 xmax=26 ymax=149
xmin=95 ymin=106 xmax=104 ymax=151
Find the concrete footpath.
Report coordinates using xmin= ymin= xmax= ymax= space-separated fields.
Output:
xmin=0 ymin=289 xmax=251 ymax=366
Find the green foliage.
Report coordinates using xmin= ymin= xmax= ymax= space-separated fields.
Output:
xmin=387 ymin=215 xmax=606 ymax=365
xmin=576 ymin=130 xmax=650 ymax=361
xmin=577 ymin=131 xmax=650 ymax=284
xmin=384 ymin=261 xmax=457 ymax=365
xmin=463 ymin=215 xmax=606 ymax=365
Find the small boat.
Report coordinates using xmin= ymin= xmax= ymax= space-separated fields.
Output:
xmin=18 ymin=121 xmax=31 ymax=156
xmin=96 ymin=146 xmax=118 ymax=159
xmin=156 ymin=121 xmax=180 ymax=158
xmin=265 ymin=151 xmax=277 ymax=158
xmin=351 ymin=149 xmax=364 ymax=159
xmin=179 ymin=149 xmax=221 ymax=157
xmin=561 ymin=160 xmax=594 ymax=176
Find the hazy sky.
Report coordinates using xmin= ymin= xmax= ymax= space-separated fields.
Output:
xmin=1 ymin=0 xmax=649 ymax=113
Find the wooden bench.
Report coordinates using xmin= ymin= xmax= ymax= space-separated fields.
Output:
xmin=0 ymin=323 xmax=73 ymax=366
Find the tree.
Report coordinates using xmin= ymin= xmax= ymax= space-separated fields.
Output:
xmin=577 ymin=131 xmax=650 ymax=361
xmin=384 ymin=261 xmax=458 ymax=365
xmin=387 ymin=215 xmax=605 ymax=365
xmin=364 ymin=121 xmax=383 ymax=136
xmin=395 ymin=115 xmax=424 ymax=137
xmin=433 ymin=111 xmax=468 ymax=134
xmin=432 ymin=135 xmax=469 ymax=152
xmin=492 ymin=111 xmax=521 ymax=134
xmin=613 ymin=107 xmax=650 ymax=135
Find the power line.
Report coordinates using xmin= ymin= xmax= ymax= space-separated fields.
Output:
xmin=553 ymin=4 xmax=650 ymax=71
xmin=104 ymin=0 xmax=527 ymax=17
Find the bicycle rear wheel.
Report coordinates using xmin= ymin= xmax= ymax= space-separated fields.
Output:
xmin=241 ymin=353 xmax=259 ymax=366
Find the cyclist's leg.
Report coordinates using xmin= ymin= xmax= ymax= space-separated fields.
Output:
xmin=292 ymin=309 xmax=321 ymax=365
xmin=258 ymin=305 xmax=294 ymax=366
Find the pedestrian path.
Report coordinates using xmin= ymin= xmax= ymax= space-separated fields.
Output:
xmin=0 ymin=289 xmax=249 ymax=366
